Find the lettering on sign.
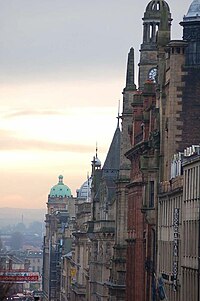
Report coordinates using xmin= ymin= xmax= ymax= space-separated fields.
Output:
xmin=173 ymin=208 xmax=179 ymax=292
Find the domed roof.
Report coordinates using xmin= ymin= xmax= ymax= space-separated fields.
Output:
xmin=94 ymin=156 xmax=101 ymax=168
xmin=77 ymin=177 xmax=92 ymax=200
xmin=49 ymin=175 xmax=72 ymax=198
xmin=91 ymin=155 xmax=101 ymax=169
xmin=185 ymin=0 xmax=200 ymax=19
xmin=91 ymin=146 xmax=101 ymax=169
xmin=146 ymin=0 xmax=170 ymax=13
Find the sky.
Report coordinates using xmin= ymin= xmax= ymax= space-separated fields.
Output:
xmin=0 ymin=0 xmax=192 ymax=209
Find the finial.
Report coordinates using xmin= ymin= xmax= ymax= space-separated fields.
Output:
xmin=58 ymin=175 xmax=63 ymax=184
xmin=92 ymin=143 xmax=101 ymax=169
xmin=96 ymin=142 xmax=98 ymax=158
xmin=116 ymin=99 xmax=121 ymax=128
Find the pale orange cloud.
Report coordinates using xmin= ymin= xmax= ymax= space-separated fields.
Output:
xmin=3 ymin=109 xmax=63 ymax=118
xmin=0 ymin=194 xmax=26 ymax=208
xmin=0 ymin=128 xmax=105 ymax=153
xmin=0 ymin=137 xmax=95 ymax=153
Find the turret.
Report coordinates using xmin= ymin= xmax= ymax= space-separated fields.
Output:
xmin=138 ymin=0 xmax=172 ymax=89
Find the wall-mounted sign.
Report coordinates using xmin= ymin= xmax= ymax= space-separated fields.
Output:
xmin=173 ymin=208 xmax=179 ymax=292
xmin=0 ymin=272 xmax=39 ymax=282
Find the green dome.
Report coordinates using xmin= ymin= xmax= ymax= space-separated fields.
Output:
xmin=49 ymin=175 xmax=72 ymax=198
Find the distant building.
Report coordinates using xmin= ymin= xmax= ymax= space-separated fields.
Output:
xmin=0 ymin=253 xmax=32 ymax=295
xmin=61 ymin=122 xmax=121 ymax=301
xmin=42 ymin=176 xmax=77 ymax=301
xmin=26 ymin=250 xmax=43 ymax=274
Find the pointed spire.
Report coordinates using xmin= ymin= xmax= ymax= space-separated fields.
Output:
xmin=125 ymin=48 xmax=136 ymax=91
xmin=102 ymin=123 xmax=121 ymax=175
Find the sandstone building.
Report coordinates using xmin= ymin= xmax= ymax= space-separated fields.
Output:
xmin=42 ymin=1 xmax=200 ymax=300
xmin=124 ymin=0 xmax=200 ymax=300
xmin=42 ymin=176 xmax=77 ymax=301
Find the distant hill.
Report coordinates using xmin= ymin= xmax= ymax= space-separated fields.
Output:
xmin=0 ymin=207 xmax=46 ymax=227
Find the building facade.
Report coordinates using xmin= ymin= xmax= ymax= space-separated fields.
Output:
xmin=42 ymin=176 xmax=77 ymax=301
xmin=107 ymin=48 xmax=136 ymax=301
xmin=181 ymin=150 xmax=200 ymax=301
xmin=124 ymin=1 xmax=171 ymax=300
xmin=124 ymin=0 xmax=200 ymax=300
xmin=70 ymin=201 xmax=91 ymax=301
xmin=158 ymin=147 xmax=200 ymax=301
xmin=59 ymin=176 xmax=92 ymax=301
xmin=157 ymin=0 xmax=200 ymax=299
xmin=88 ymin=124 xmax=121 ymax=301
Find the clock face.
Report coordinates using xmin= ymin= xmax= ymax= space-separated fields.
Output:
xmin=148 ymin=68 xmax=157 ymax=82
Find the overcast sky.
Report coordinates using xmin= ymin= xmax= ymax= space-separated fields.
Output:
xmin=0 ymin=0 xmax=192 ymax=209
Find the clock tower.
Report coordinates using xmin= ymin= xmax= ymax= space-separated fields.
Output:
xmin=138 ymin=0 xmax=171 ymax=89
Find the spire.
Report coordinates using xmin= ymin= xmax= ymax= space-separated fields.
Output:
xmin=125 ymin=48 xmax=136 ymax=91
xmin=102 ymin=124 xmax=121 ymax=176
xmin=116 ymin=99 xmax=120 ymax=129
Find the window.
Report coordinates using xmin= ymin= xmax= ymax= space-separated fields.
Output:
xmin=149 ymin=181 xmax=154 ymax=208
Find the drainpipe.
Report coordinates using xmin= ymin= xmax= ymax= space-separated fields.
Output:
xmin=49 ymin=238 xmax=52 ymax=301
xmin=152 ymin=228 xmax=156 ymax=301
xmin=198 ymin=197 xmax=200 ymax=301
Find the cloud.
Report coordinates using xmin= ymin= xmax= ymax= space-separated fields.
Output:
xmin=3 ymin=109 xmax=64 ymax=119
xmin=1 ymin=106 xmax=118 ymax=121
xmin=0 ymin=194 xmax=25 ymax=207
xmin=0 ymin=129 xmax=14 ymax=137
xmin=0 ymin=129 xmax=96 ymax=153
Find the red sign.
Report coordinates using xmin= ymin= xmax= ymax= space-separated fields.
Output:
xmin=0 ymin=272 xmax=39 ymax=282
